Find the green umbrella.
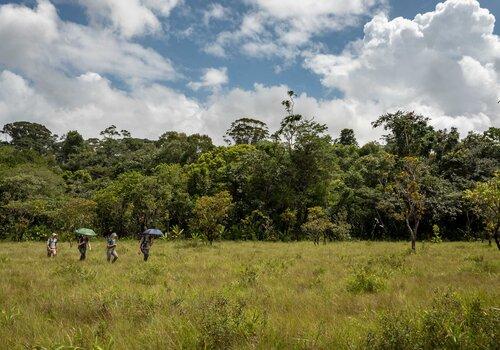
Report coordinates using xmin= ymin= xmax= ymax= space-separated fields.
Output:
xmin=75 ymin=228 xmax=97 ymax=236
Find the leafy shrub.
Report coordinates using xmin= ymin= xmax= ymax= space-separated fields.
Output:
xmin=301 ymin=207 xmax=334 ymax=244
xmin=346 ymin=267 xmax=385 ymax=294
xmin=366 ymin=291 xmax=500 ymax=350
xmin=330 ymin=210 xmax=352 ymax=241
xmin=22 ymin=224 xmax=52 ymax=241
xmin=169 ymin=224 xmax=184 ymax=240
xmin=241 ymin=210 xmax=275 ymax=241
xmin=431 ymin=224 xmax=442 ymax=243
xmin=195 ymin=294 xmax=264 ymax=349
xmin=238 ymin=265 xmax=258 ymax=287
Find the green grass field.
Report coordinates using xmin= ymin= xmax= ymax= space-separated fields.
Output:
xmin=0 ymin=241 xmax=498 ymax=349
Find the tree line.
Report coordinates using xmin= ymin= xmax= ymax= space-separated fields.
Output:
xmin=0 ymin=91 xmax=498 ymax=251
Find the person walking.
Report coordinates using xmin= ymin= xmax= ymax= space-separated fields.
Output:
xmin=46 ymin=233 xmax=58 ymax=257
xmin=106 ymin=233 xmax=118 ymax=263
xmin=139 ymin=234 xmax=153 ymax=261
xmin=78 ymin=235 xmax=91 ymax=261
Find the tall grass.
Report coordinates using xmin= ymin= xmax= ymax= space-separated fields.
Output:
xmin=0 ymin=241 xmax=498 ymax=349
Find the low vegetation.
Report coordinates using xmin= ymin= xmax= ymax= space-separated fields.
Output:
xmin=0 ymin=241 xmax=498 ymax=349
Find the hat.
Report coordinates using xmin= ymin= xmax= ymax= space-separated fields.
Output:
xmin=52 ymin=233 xmax=58 ymax=237
xmin=110 ymin=232 xmax=117 ymax=238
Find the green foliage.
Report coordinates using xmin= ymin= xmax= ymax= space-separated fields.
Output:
xmin=346 ymin=266 xmax=385 ymax=294
xmin=0 ymin=95 xmax=498 ymax=244
xmin=335 ymin=128 xmax=358 ymax=146
xmin=465 ymin=172 xmax=500 ymax=248
xmin=372 ymin=111 xmax=435 ymax=157
xmin=366 ymin=291 xmax=499 ymax=350
xmin=331 ymin=210 xmax=352 ymax=241
xmin=301 ymin=206 xmax=334 ymax=244
xmin=431 ymin=224 xmax=442 ymax=243
xmin=190 ymin=191 xmax=233 ymax=244
xmin=1 ymin=121 xmax=55 ymax=154
xmin=169 ymin=224 xmax=184 ymax=240
xmin=224 ymin=117 xmax=269 ymax=145
xmin=195 ymin=294 xmax=264 ymax=349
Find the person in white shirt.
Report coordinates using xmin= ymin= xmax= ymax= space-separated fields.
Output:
xmin=46 ymin=233 xmax=58 ymax=257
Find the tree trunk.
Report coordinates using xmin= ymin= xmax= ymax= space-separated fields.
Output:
xmin=494 ymin=222 xmax=500 ymax=250
xmin=406 ymin=218 xmax=416 ymax=252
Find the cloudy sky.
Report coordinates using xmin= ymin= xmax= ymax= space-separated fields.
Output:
xmin=0 ymin=0 xmax=499 ymax=144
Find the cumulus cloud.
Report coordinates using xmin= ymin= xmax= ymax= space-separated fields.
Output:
xmin=0 ymin=1 xmax=196 ymax=139
xmin=203 ymin=3 xmax=230 ymax=26
xmin=205 ymin=0 xmax=387 ymax=59
xmin=0 ymin=1 xmax=176 ymax=84
xmin=77 ymin=0 xmax=181 ymax=38
xmin=0 ymin=70 xmax=204 ymax=139
xmin=304 ymin=0 xmax=500 ymax=135
xmin=201 ymin=84 xmax=385 ymax=143
xmin=188 ymin=67 xmax=228 ymax=91
xmin=0 ymin=0 xmax=499 ymax=147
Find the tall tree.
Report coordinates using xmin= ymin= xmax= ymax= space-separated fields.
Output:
xmin=379 ymin=157 xmax=428 ymax=251
xmin=224 ymin=117 xmax=269 ymax=145
xmin=372 ymin=111 xmax=435 ymax=157
xmin=336 ymin=128 xmax=358 ymax=146
xmin=2 ymin=122 xmax=55 ymax=154
xmin=60 ymin=130 xmax=84 ymax=162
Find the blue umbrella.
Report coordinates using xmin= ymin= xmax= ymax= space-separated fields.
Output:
xmin=142 ymin=228 xmax=163 ymax=237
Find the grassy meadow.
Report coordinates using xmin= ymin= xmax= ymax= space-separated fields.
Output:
xmin=0 ymin=240 xmax=498 ymax=349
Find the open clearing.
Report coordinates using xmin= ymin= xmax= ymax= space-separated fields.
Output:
xmin=0 ymin=241 xmax=498 ymax=349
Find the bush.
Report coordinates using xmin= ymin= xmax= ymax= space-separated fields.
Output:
xmin=346 ymin=267 xmax=385 ymax=294
xmin=331 ymin=210 xmax=352 ymax=241
xmin=366 ymin=291 xmax=500 ymax=350
xmin=195 ymin=294 xmax=264 ymax=349
xmin=431 ymin=224 xmax=442 ymax=243
xmin=22 ymin=224 xmax=52 ymax=241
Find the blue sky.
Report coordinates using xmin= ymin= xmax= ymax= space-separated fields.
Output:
xmin=49 ymin=0 xmax=500 ymax=99
xmin=0 ymin=0 xmax=499 ymax=143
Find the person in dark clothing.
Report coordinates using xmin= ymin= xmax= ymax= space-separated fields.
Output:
xmin=78 ymin=236 xmax=91 ymax=261
xmin=139 ymin=234 xmax=153 ymax=261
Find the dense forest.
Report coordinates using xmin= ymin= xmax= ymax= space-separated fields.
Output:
xmin=0 ymin=92 xmax=498 ymax=250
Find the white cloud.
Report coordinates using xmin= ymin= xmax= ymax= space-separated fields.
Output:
xmin=0 ymin=1 xmax=176 ymax=84
xmin=0 ymin=70 xmax=204 ymax=139
xmin=304 ymin=0 xmax=500 ymax=136
xmin=188 ymin=67 xmax=228 ymax=91
xmin=1 ymin=0 xmax=498 ymax=147
xmin=203 ymin=3 xmax=230 ymax=25
xmin=206 ymin=0 xmax=386 ymax=58
xmin=77 ymin=0 xmax=182 ymax=38
xmin=199 ymin=83 xmax=387 ymax=144
xmin=0 ymin=1 xmax=196 ymax=139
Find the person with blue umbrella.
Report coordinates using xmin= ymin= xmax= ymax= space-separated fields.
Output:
xmin=139 ymin=228 xmax=162 ymax=261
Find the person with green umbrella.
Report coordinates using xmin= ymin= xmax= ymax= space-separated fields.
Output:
xmin=75 ymin=228 xmax=95 ymax=261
